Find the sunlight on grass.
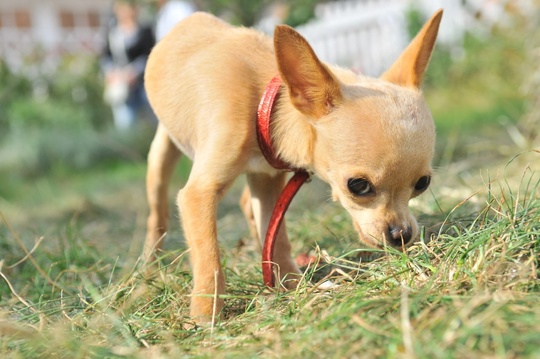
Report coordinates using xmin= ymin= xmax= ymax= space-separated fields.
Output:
xmin=1 ymin=5 xmax=539 ymax=358
xmin=1 ymin=155 xmax=538 ymax=357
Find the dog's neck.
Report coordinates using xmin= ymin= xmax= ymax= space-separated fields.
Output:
xmin=270 ymin=87 xmax=316 ymax=172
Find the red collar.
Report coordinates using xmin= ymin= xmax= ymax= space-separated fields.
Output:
xmin=256 ymin=76 xmax=291 ymax=170
xmin=257 ymin=76 xmax=310 ymax=287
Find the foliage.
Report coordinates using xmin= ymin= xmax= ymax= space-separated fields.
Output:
xmin=0 ymin=61 xmax=31 ymax=135
xmin=521 ymin=5 xmax=540 ymax=144
xmin=2 ymin=56 xmax=111 ymax=131
xmin=406 ymin=8 xmax=527 ymax=136
xmin=0 ymin=56 xmax=154 ymax=183
xmin=283 ymin=0 xmax=323 ymax=28
xmin=48 ymin=56 xmax=112 ymax=130
xmin=194 ymin=0 xmax=323 ymax=26
xmin=195 ymin=0 xmax=273 ymax=25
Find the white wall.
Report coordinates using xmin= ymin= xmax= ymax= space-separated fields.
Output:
xmin=0 ymin=0 xmax=111 ymax=71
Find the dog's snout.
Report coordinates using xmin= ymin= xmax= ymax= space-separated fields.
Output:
xmin=387 ymin=225 xmax=413 ymax=246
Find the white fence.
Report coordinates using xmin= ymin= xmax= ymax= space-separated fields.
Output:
xmin=2 ymin=0 xmax=533 ymax=77
xmin=297 ymin=0 xmax=409 ymax=76
xmin=294 ymin=0 xmax=520 ymax=76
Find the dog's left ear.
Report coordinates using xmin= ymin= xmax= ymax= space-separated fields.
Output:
xmin=274 ymin=25 xmax=342 ymax=118
xmin=381 ymin=9 xmax=443 ymax=88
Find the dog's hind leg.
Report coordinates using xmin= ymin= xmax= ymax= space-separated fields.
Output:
xmin=247 ymin=173 xmax=301 ymax=289
xmin=144 ymin=124 xmax=181 ymax=263
xmin=239 ymin=185 xmax=260 ymax=249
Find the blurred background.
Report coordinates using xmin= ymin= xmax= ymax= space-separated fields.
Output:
xmin=0 ymin=0 xmax=538 ymax=258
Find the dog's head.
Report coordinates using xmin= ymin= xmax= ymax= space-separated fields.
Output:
xmin=274 ymin=10 xmax=443 ymax=250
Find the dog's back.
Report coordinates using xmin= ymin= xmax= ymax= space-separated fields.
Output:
xmin=146 ymin=13 xmax=277 ymax=156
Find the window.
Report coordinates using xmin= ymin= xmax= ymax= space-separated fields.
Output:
xmin=14 ymin=10 xmax=31 ymax=29
xmin=59 ymin=10 xmax=75 ymax=29
xmin=87 ymin=11 xmax=100 ymax=28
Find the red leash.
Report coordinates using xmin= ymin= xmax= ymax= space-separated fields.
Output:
xmin=256 ymin=76 xmax=310 ymax=287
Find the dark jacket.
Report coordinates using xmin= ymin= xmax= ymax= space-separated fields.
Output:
xmin=101 ymin=24 xmax=155 ymax=88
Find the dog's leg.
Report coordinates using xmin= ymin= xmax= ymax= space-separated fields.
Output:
xmin=144 ymin=124 xmax=181 ymax=262
xmin=247 ymin=173 xmax=301 ymax=289
xmin=239 ymin=185 xmax=260 ymax=248
xmin=178 ymin=158 xmax=241 ymax=322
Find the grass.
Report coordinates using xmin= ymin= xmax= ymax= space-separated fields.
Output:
xmin=0 ymin=145 xmax=538 ymax=358
xmin=1 ymin=12 xmax=539 ymax=358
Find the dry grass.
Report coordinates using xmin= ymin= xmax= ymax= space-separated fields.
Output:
xmin=1 ymin=13 xmax=539 ymax=356
xmin=0 ymin=139 xmax=538 ymax=358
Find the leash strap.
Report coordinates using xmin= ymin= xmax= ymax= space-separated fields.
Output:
xmin=257 ymin=76 xmax=310 ymax=288
xmin=262 ymin=170 xmax=310 ymax=287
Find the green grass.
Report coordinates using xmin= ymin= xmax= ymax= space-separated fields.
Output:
xmin=1 ymin=147 xmax=538 ymax=358
xmin=1 ymin=12 xmax=539 ymax=358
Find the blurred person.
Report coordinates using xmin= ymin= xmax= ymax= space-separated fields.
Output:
xmin=155 ymin=0 xmax=195 ymax=41
xmin=101 ymin=0 xmax=155 ymax=130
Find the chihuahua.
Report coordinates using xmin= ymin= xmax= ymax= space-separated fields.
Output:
xmin=144 ymin=10 xmax=443 ymax=322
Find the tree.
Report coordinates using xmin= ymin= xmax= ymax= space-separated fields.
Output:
xmin=193 ymin=0 xmax=324 ymax=27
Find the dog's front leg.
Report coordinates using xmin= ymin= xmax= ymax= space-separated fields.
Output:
xmin=178 ymin=178 xmax=227 ymax=323
xmin=247 ymin=173 xmax=301 ymax=289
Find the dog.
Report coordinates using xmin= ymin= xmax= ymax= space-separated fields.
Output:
xmin=144 ymin=10 xmax=443 ymax=322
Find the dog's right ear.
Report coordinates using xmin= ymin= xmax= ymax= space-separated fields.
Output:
xmin=381 ymin=9 xmax=443 ymax=88
xmin=274 ymin=25 xmax=342 ymax=118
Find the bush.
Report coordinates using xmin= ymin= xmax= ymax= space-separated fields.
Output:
xmin=0 ymin=60 xmax=31 ymax=134
xmin=0 ymin=56 xmax=154 ymax=180
xmin=0 ymin=125 xmax=152 ymax=178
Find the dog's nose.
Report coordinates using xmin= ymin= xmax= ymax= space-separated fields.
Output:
xmin=387 ymin=225 xmax=413 ymax=247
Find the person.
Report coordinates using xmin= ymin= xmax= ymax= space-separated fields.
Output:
xmin=154 ymin=0 xmax=195 ymax=41
xmin=101 ymin=0 xmax=155 ymax=130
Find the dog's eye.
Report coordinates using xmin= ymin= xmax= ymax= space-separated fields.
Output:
xmin=347 ymin=178 xmax=373 ymax=196
xmin=415 ymin=176 xmax=431 ymax=192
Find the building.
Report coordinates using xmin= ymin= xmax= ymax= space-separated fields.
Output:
xmin=0 ymin=0 xmax=111 ymax=72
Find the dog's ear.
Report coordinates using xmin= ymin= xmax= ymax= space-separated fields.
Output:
xmin=274 ymin=25 xmax=342 ymax=118
xmin=381 ymin=9 xmax=443 ymax=88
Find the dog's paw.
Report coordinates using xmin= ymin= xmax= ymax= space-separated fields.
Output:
xmin=190 ymin=294 xmax=224 ymax=324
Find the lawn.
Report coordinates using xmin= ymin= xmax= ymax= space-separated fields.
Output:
xmin=1 ymin=148 xmax=538 ymax=358
xmin=1 ymin=13 xmax=539 ymax=359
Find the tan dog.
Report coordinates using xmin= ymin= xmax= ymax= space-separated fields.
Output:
xmin=144 ymin=10 xmax=443 ymax=322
